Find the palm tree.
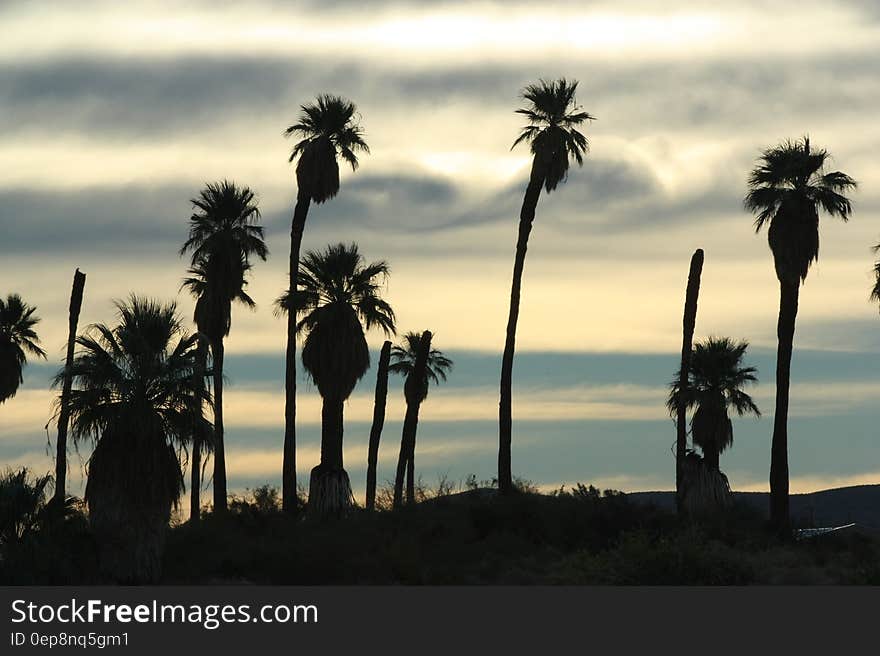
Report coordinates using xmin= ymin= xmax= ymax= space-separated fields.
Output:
xmin=871 ymin=242 xmax=880 ymax=308
xmin=282 ymin=94 xmax=369 ymax=514
xmin=668 ymin=337 xmax=760 ymax=471
xmin=390 ymin=331 xmax=452 ymax=507
xmin=0 ymin=294 xmax=46 ymax=404
xmin=365 ymin=340 xmax=392 ymax=511
xmin=58 ymin=297 xmax=210 ymax=582
xmin=276 ymin=243 xmax=394 ymax=517
xmin=499 ymin=78 xmax=594 ymax=494
xmin=180 ymin=180 xmax=267 ymax=514
xmin=744 ymin=136 xmax=856 ymax=529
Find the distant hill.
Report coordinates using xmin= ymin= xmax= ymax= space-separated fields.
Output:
xmin=628 ymin=485 xmax=880 ymax=528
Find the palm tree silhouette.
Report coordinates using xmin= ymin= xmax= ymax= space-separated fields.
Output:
xmin=282 ymin=94 xmax=369 ymax=514
xmin=499 ymin=78 xmax=594 ymax=493
xmin=668 ymin=337 xmax=760 ymax=471
xmin=180 ymin=180 xmax=267 ymax=514
xmin=0 ymin=294 xmax=46 ymax=404
xmin=871 ymin=242 xmax=880 ymax=308
xmin=276 ymin=243 xmax=394 ymax=517
xmin=744 ymin=136 xmax=856 ymax=529
xmin=390 ymin=331 xmax=452 ymax=507
xmin=57 ymin=297 xmax=210 ymax=582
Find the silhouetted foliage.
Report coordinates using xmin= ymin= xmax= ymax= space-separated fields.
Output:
xmin=390 ymin=331 xmax=452 ymax=506
xmin=668 ymin=337 xmax=760 ymax=471
xmin=745 ymin=136 xmax=856 ymax=530
xmin=180 ymin=180 xmax=266 ymax=515
xmin=277 ymin=243 xmax=394 ymax=518
xmin=56 ymin=296 xmax=211 ymax=582
xmin=282 ymin=94 xmax=369 ymax=514
xmin=499 ymin=78 xmax=595 ymax=493
xmin=0 ymin=293 xmax=46 ymax=404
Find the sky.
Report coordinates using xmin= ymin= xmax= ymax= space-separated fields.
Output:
xmin=1 ymin=0 xmax=879 ymax=508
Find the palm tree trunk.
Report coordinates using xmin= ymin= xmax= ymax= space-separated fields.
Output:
xmin=308 ymin=396 xmax=352 ymax=517
xmin=190 ymin=436 xmax=201 ymax=521
xmin=283 ymin=190 xmax=311 ymax=514
xmin=189 ymin=340 xmax=208 ymax=522
xmin=211 ymin=337 xmax=227 ymax=514
xmin=53 ymin=268 xmax=86 ymax=506
xmin=499 ymin=160 xmax=544 ymax=494
xmin=770 ymin=279 xmax=798 ymax=530
xmin=394 ymin=331 xmax=432 ymax=508
xmin=676 ymin=249 xmax=703 ymax=513
xmin=365 ymin=341 xmax=392 ymax=510
xmin=405 ymin=400 xmax=422 ymax=505
xmin=393 ymin=401 xmax=420 ymax=508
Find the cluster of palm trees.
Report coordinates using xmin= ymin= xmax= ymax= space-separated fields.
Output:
xmin=0 ymin=76 xmax=870 ymax=580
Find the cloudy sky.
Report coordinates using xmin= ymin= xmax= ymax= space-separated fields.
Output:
xmin=2 ymin=0 xmax=879 ymax=507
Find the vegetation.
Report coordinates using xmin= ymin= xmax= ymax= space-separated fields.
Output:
xmin=390 ymin=331 xmax=453 ymax=506
xmin=0 ymin=293 xmax=46 ymax=404
xmin=180 ymin=180 xmax=267 ymax=514
xmin=56 ymin=297 xmax=210 ymax=582
xmin=3 ymin=78 xmax=876 ymax=586
xmin=276 ymin=243 xmax=395 ymax=518
xmin=668 ymin=337 xmax=761 ymax=514
xmin=282 ymin=94 xmax=369 ymax=514
xmin=744 ymin=136 xmax=856 ymax=529
xmin=499 ymin=78 xmax=595 ymax=494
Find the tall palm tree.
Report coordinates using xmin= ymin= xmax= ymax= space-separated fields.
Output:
xmin=499 ymin=78 xmax=594 ymax=494
xmin=744 ymin=136 xmax=856 ymax=529
xmin=0 ymin=294 xmax=46 ymax=404
xmin=276 ymin=243 xmax=394 ymax=517
xmin=58 ymin=297 xmax=210 ymax=582
xmin=180 ymin=180 xmax=266 ymax=514
xmin=668 ymin=337 xmax=760 ymax=471
xmin=282 ymin=94 xmax=369 ymax=514
xmin=390 ymin=331 xmax=452 ymax=507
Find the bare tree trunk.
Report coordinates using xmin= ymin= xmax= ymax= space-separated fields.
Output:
xmin=211 ymin=337 xmax=226 ymax=514
xmin=770 ymin=279 xmax=798 ymax=531
xmin=365 ymin=341 xmax=392 ymax=510
xmin=676 ymin=249 xmax=703 ymax=514
xmin=499 ymin=160 xmax=544 ymax=494
xmin=393 ymin=331 xmax=432 ymax=508
xmin=283 ymin=190 xmax=310 ymax=515
xmin=53 ymin=268 xmax=86 ymax=505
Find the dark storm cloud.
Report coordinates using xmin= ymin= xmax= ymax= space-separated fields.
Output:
xmin=0 ymin=156 xmax=733 ymax=257
xmin=0 ymin=185 xmax=194 ymax=254
xmin=2 ymin=51 xmax=878 ymax=139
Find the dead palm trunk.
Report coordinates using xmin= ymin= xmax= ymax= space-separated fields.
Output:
xmin=282 ymin=190 xmax=311 ymax=514
xmin=211 ymin=337 xmax=226 ymax=514
xmin=499 ymin=160 xmax=545 ymax=494
xmin=365 ymin=341 xmax=392 ymax=510
xmin=189 ymin=339 xmax=208 ymax=522
xmin=393 ymin=331 xmax=432 ymax=508
xmin=53 ymin=268 xmax=86 ymax=505
xmin=770 ymin=279 xmax=798 ymax=530
xmin=676 ymin=249 xmax=703 ymax=513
